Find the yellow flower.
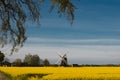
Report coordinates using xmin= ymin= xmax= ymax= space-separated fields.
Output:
xmin=0 ymin=67 xmax=120 ymax=80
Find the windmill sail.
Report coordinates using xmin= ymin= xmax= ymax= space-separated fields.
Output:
xmin=56 ymin=52 xmax=68 ymax=66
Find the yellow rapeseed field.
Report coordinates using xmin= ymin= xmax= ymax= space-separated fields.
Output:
xmin=0 ymin=67 xmax=120 ymax=80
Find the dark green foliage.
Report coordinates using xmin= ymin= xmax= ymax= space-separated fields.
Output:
xmin=0 ymin=0 xmax=41 ymax=54
xmin=44 ymin=58 xmax=50 ymax=66
xmin=24 ymin=54 xmax=33 ymax=66
xmin=23 ymin=54 xmax=40 ymax=66
xmin=32 ymin=54 xmax=40 ymax=66
xmin=50 ymin=0 xmax=77 ymax=24
xmin=0 ymin=71 xmax=49 ymax=80
xmin=0 ymin=51 xmax=5 ymax=63
xmin=13 ymin=58 xmax=22 ymax=66
xmin=15 ymin=73 xmax=49 ymax=80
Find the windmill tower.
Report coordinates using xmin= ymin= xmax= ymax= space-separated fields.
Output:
xmin=57 ymin=52 xmax=68 ymax=66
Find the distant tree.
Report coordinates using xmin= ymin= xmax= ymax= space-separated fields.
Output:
xmin=44 ymin=59 xmax=50 ymax=66
xmin=24 ymin=54 xmax=40 ymax=66
xmin=32 ymin=55 xmax=40 ymax=66
xmin=24 ymin=54 xmax=33 ymax=66
xmin=13 ymin=58 xmax=22 ymax=66
xmin=0 ymin=0 xmax=78 ymax=54
xmin=0 ymin=51 xmax=5 ymax=64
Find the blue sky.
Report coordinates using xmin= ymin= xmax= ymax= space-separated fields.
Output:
xmin=27 ymin=0 xmax=120 ymax=40
xmin=1 ymin=0 xmax=120 ymax=64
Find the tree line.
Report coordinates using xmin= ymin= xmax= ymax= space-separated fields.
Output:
xmin=0 ymin=51 xmax=50 ymax=67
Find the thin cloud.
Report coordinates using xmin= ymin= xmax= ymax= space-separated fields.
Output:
xmin=27 ymin=37 xmax=120 ymax=45
xmin=4 ymin=45 xmax=120 ymax=64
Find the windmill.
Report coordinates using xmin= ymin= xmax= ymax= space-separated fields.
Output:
xmin=56 ymin=52 xmax=68 ymax=66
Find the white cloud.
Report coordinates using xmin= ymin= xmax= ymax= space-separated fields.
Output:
xmin=27 ymin=37 xmax=120 ymax=45
xmin=2 ymin=45 xmax=120 ymax=64
xmin=1 ymin=38 xmax=120 ymax=64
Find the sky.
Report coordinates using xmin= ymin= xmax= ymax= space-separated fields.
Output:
xmin=1 ymin=0 xmax=120 ymax=65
